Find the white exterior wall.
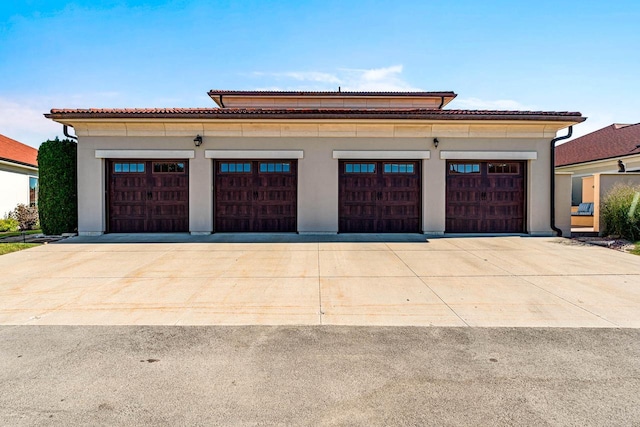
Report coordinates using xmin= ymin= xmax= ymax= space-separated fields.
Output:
xmin=76 ymin=133 xmax=555 ymax=236
xmin=0 ymin=167 xmax=35 ymax=217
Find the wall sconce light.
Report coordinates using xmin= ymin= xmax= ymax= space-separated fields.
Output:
xmin=433 ymin=138 xmax=439 ymax=148
xmin=193 ymin=135 xmax=203 ymax=147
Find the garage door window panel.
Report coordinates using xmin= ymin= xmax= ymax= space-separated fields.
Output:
xmin=259 ymin=162 xmax=291 ymax=173
xmin=449 ymin=163 xmax=480 ymax=174
xmin=220 ymin=163 xmax=251 ymax=173
xmin=114 ymin=162 xmax=145 ymax=173
xmin=153 ymin=162 xmax=185 ymax=173
xmin=488 ymin=162 xmax=520 ymax=174
xmin=383 ymin=163 xmax=415 ymax=174
xmin=345 ymin=163 xmax=376 ymax=173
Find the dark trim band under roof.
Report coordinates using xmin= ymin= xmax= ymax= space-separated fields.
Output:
xmin=0 ymin=156 xmax=38 ymax=169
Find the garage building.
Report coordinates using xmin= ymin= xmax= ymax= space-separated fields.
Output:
xmin=45 ymin=90 xmax=584 ymax=236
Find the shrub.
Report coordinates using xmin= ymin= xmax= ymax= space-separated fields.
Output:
xmin=37 ymin=137 xmax=78 ymax=235
xmin=601 ymin=183 xmax=640 ymax=240
xmin=11 ymin=204 xmax=39 ymax=230
xmin=0 ymin=218 xmax=20 ymax=232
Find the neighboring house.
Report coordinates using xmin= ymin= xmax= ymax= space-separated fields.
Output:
xmin=45 ymin=90 xmax=584 ymax=236
xmin=555 ymin=123 xmax=640 ymax=232
xmin=0 ymin=134 xmax=38 ymax=217
xmin=556 ymin=123 xmax=640 ymax=205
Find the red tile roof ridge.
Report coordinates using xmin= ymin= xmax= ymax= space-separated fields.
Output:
xmin=48 ymin=107 xmax=583 ymax=116
xmin=0 ymin=134 xmax=38 ymax=167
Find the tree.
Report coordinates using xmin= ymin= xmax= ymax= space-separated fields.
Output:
xmin=37 ymin=137 xmax=77 ymax=234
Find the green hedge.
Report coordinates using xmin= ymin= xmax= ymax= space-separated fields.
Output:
xmin=37 ymin=138 xmax=78 ymax=234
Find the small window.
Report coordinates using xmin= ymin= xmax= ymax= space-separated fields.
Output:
xmin=114 ymin=162 xmax=145 ymax=173
xmin=29 ymin=177 xmax=38 ymax=206
xmin=219 ymin=162 xmax=251 ymax=173
xmin=488 ymin=163 xmax=520 ymax=174
xmin=383 ymin=163 xmax=415 ymax=174
xmin=259 ymin=162 xmax=291 ymax=173
xmin=345 ymin=163 xmax=375 ymax=173
xmin=154 ymin=162 xmax=185 ymax=173
xmin=449 ymin=163 xmax=480 ymax=174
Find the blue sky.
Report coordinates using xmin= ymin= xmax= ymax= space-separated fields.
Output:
xmin=1 ymin=0 xmax=639 ymax=148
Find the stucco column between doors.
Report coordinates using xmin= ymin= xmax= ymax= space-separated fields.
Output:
xmin=189 ymin=150 xmax=213 ymax=234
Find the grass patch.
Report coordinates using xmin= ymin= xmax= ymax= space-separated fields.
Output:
xmin=0 ymin=243 xmax=40 ymax=255
xmin=0 ymin=229 xmax=42 ymax=239
xmin=631 ymin=242 xmax=640 ymax=256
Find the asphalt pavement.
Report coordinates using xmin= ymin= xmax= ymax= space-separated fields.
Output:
xmin=1 ymin=325 xmax=639 ymax=426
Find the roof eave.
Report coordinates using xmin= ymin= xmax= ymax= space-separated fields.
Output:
xmin=556 ymin=151 xmax=640 ymax=168
xmin=0 ymin=158 xmax=38 ymax=170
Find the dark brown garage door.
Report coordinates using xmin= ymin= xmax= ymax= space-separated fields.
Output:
xmin=215 ymin=160 xmax=297 ymax=232
xmin=339 ymin=160 xmax=421 ymax=233
xmin=446 ymin=161 xmax=526 ymax=233
xmin=107 ymin=160 xmax=189 ymax=233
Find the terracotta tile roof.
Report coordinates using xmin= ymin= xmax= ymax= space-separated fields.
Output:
xmin=46 ymin=108 xmax=585 ymax=122
xmin=208 ymin=90 xmax=457 ymax=97
xmin=0 ymin=134 xmax=38 ymax=168
xmin=555 ymin=123 xmax=640 ymax=166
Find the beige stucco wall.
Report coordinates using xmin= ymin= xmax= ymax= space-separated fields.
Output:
xmin=555 ymin=172 xmax=573 ymax=237
xmin=75 ymin=132 xmax=556 ymax=236
xmin=593 ymin=173 xmax=640 ymax=234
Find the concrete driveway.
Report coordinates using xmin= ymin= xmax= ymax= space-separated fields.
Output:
xmin=1 ymin=235 xmax=640 ymax=327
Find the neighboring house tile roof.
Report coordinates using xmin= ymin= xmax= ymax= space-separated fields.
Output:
xmin=555 ymin=123 xmax=640 ymax=167
xmin=0 ymin=134 xmax=38 ymax=168
xmin=46 ymin=108 xmax=585 ymax=122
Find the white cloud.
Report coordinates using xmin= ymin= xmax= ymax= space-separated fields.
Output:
xmin=0 ymin=98 xmax=62 ymax=148
xmin=339 ymin=65 xmax=421 ymax=91
xmin=0 ymin=92 xmax=129 ymax=148
xmin=249 ymin=65 xmax=421 ymax=91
